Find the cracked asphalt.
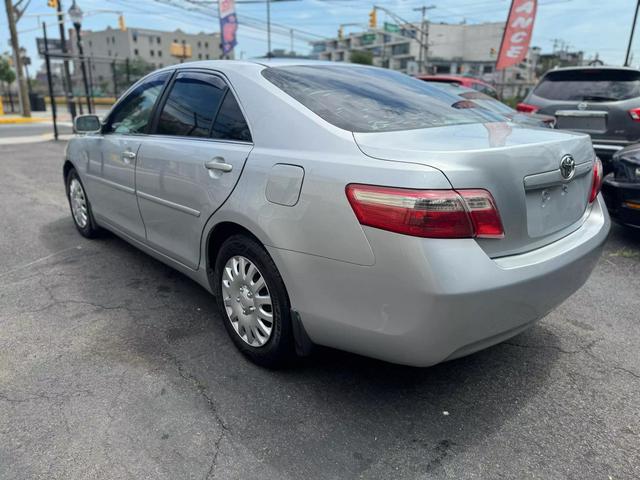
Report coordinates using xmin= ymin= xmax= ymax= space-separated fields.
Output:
xmin=1 ymin=141 xmax=639 ymax=479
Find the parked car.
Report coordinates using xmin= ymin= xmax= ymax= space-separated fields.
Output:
xmin=601 ymin=143 xmax=640 ymax=228
xmin=518 ymin=66 xmax=640 ymax=166
xmin=417 ymin=74 xmax=499 ymax=98
xmin=424 ymin=82 xmax=555 ymax=128
xmin=66 ymin=60 xmax=609 ymax=368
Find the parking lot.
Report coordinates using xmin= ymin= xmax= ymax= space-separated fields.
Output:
xmin=0 ymin=140 xmax=638 ymax=479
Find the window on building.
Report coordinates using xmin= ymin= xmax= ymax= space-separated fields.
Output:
xmin=150 ymin=50 xmax=155 ymax=57
xmin=158 ymin=50 xmax=162 ymax=57
xmin=133 ymin=33 xmax=138 ymax=42
xmin=181 ymin=39 xmax=186 ymax=45
xmin=198 ymin=53 xmax=202 ymax=59
xmin=156 ymin=72 xmax=227 ymax=138
xmin=106 ymin=37 xmax=110 ymax=44
xmin=205 ymin=54 xmax=210 ymax=59
xmin=134 ymin=48 xmax=139 ymax=56
xmin=211 ymin=91 xmax=252 ymax=142
xmin=106 ymin=72 xmax=170 ymax=134
xmin=112 ymin=36 xmax=116 ymax=43
xmin=198 ymin=41 xmax=202 ymax=48
xmin=108 ymin=50 xmax=112 ymax=56
xmin=88 ymin=40 xmax=92 ymax=47
xmin=205 ymin=41 xmax=209 ymax=49
xmin=157 ymin=37 xmax=161 ymax=44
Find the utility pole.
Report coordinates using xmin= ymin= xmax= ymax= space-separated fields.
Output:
xmin=290 ymin=29 xmax=293 ymax=54
xmin=266 ymin=0 xmax=271 ymax=58
xmin=413 ymin=5 xmax=435 ymax=74
xmin=4 ymin=0 xmax=31 ymax=117
xmin=626 ymin=0 xmax=640 ymax=67
xmin=56 ymin=0 xmax=77 ymax=119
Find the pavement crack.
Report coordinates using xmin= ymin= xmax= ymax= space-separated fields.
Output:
xmin=163 ymin=350 xmax=229 ymax=480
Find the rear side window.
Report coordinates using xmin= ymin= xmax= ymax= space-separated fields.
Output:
xmin=534 ymin=69 xmax=640 ymax=102
xmin=157 ymin=72 xmax=226 ymax=137
xmin=262 ymin=66 xmax=504 ymax=133
xmin=211 ymin=91 xmax=252 ymax=142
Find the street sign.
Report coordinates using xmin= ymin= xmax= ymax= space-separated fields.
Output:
xmin=384 ymin=22 xmax=400 ymax=33
xmin=361 ymin=33 xmax=376 ymax=44
xmin=36 ymin=38 xmax=65 ymax=56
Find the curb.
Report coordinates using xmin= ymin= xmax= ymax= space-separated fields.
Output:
xmin=0 ymin=117 xmax=48 ymax=125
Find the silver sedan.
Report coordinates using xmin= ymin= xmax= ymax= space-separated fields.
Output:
xmin=65 ymin=60 xmax=610 ymax=368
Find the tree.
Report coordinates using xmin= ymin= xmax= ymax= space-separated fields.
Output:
xmin=0 ymin=55 xmax=16 ymax=85
xmin=0 ymin=55 xmax=16 ymax=112
xmin=349 ymin=50 xmax=373 ymax=66
xmin=4 ymin=0 xmax=31 ymax=116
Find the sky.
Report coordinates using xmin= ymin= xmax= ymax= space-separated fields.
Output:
xmin=2 ymin=0 xmax=640 ymax=75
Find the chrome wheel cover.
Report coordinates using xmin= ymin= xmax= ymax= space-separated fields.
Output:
xmin=221 ymin=255 xmax=274 ymax=347
xmin=69 ymin=178 xmax=88 ymax=228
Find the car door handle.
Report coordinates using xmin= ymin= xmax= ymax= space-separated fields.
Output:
xmin=204 ymin=158 xmax=233 ymax=173
xmin=121 ymin=151 xmax=136 ymax=163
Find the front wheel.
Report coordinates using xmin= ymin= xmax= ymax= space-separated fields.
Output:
xmin=213 ymin=235 xmax=295 ymax=368
xmin=66 ymin=168 xmax=100 ymax=238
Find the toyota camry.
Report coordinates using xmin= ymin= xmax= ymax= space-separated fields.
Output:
xmin=64 ymin=60 xmax=610 ymax=368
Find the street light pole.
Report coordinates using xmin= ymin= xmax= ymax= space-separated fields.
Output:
xmin=68 ymin=0 xmax=92 ymax=114
xmin=626 ymin=0 xmax=640 ymax=67
xmin=56 ymin=0 xmax=76 ymax=119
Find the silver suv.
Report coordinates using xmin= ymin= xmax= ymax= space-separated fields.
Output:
xmin=519 ymin=67 xmax=640 ymax=165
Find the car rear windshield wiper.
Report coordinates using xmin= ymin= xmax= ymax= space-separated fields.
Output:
xmin=581 ymin=95 xmax=618 ymax=102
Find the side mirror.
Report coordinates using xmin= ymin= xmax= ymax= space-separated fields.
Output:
xmin=74 ymin=114 xmax=101 ymax=134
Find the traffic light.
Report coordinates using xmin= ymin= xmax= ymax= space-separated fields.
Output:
xmin=47 ymin=0 xmax=58 ymax=8
xmin=369 ymin=8 xmax=377 ymax=29
xmin=118 ymin=14 xmax=126 ymax=32
xmin=337 ymin=26 xmax=344 ymax=41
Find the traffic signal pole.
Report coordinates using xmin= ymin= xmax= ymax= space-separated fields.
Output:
xmin=56 ymin=0 xmax=77 ymax=119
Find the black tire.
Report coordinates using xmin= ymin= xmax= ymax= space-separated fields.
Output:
xmin=65 ymin=168 xmax=101 ymax=238
xmin=213 ymin=234 xmax=295 ymax=368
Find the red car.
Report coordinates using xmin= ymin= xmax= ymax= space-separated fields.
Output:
xmin=416 ymin=75 xmax=498 ymax=98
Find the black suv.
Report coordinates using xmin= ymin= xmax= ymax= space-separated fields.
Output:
xmin=519 ymin=67 xmax=640 ymax=166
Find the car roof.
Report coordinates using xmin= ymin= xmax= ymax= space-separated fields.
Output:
xmin=158 ymin=58 xmax=371 ymax=73
xmin=543 ymin=65 xmax=640 ymax=74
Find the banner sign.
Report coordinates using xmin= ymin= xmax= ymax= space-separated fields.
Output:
xmin=219 ymin=0 xmax=238 ymax=56
xmin=496 ymin=0 xmax=537 ymax=70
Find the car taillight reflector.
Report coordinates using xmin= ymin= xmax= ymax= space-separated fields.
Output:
xmin=629 ymin=108 xmax=640 ymax=121
xmin=516 ymin=102 xmax=539 ymax=113
xmin=589 ymin=157 xmax=603 ymax=203
xmin=345 ymin=185 xmax=504 ymax=239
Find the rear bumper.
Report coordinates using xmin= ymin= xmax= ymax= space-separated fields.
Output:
xmin=602 ymin=173 xmax=640 ymax=228
xmin=268 ymin=196 xmax=610 ymax=367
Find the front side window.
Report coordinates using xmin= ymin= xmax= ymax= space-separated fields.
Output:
xmin=106 ymin=72 xmax=169 ymax=134
xmin=211 ymin=91 xmax=252 ymax=142
xmin=156 ymin=72 xmax=226 ymax=138
xmin=263 ymin=66 xmax=504 ymax=132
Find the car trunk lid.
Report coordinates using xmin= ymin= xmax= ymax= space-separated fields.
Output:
xmin=353 ymin=122 xmax=596 ymax=258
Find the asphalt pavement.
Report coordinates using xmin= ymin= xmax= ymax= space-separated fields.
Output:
xmin=0 ymin=140 xmax=638 ymax=479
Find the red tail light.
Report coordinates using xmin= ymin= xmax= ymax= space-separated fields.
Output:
xmin=628 ymin=108 xmax=640 ymax=121
xmin=516 ymin=102 xmax=539 ymax=113
xmin=345 ymin=184 xmax=504 ymax=239
xmin=589 ymin=157 xmax=603 ymax=203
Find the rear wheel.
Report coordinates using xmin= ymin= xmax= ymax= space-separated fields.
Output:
xmin=213 ymin=235 xmax=295 ymax=368
xmin=66 ymin=168 xmax=100 ymax=238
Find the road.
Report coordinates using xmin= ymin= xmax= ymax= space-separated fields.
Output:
xmin=0 ymin=140 xmax=638 ymax=479
xmin=0 ymin=122 xmax=73 ymax=140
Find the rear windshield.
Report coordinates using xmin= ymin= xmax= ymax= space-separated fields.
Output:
xmin=534 ymin=69 xmax=640 ymax=102
xmin=262 ymin=65 xmax=504 ymax=133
